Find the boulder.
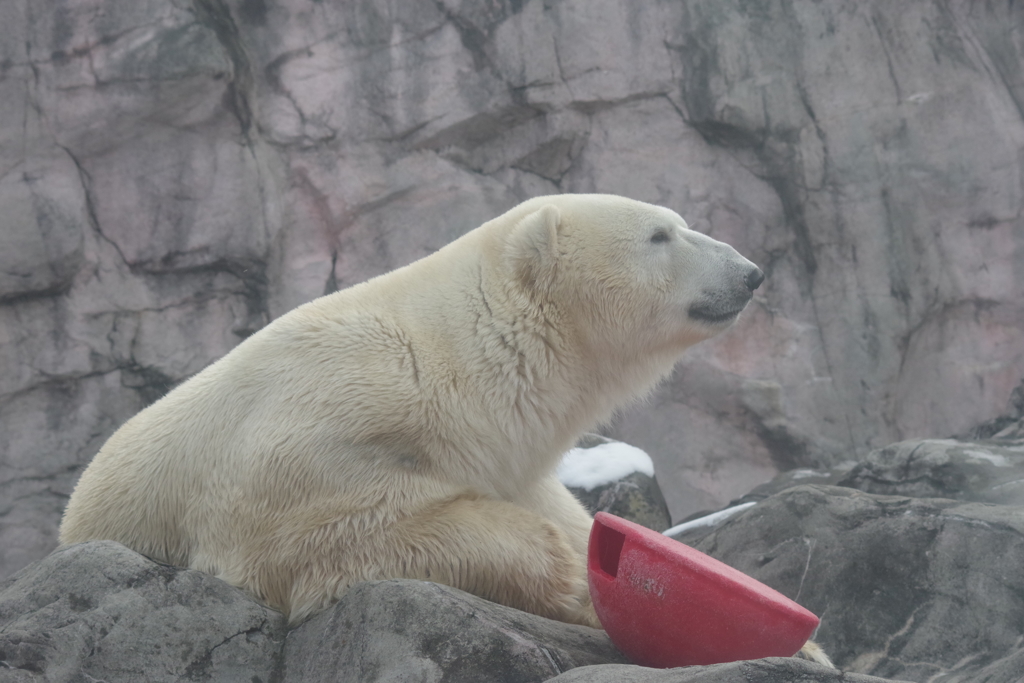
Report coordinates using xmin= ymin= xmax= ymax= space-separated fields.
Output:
xmin=959 ymin=378 xmax=1024 ymax=441
xmin=547 ymin=660 xmax=895 ymax=683
xmin=564 ymin=435 xmax=672 ymax=532
xmin=683 ymin=462 xmax=858 ymax=518
xmin=837 ymin=438 xmax=1024 ymax=505
xmin=673 ymin=485 xmax=1024 ymax=683
xmin=9 ymin=480 xmax=1024 ymax=681
xmin=282 ymin=580 xmax=628 ymax=683
xmin=570 ymin=471 xmax=672 ymax=533
xmin=720 ymin=435 xmax=1024 ymax=509
xmin=0 ymin=541 xmax=287 ymax=682
xmin=0 ymin=541 xmax=627 ymax=683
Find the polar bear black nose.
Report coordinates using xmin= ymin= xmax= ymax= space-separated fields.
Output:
xmin=745 ymin=267 xmax=765 ymax=292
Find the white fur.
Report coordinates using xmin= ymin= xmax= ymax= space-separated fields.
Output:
xmin=60 ymin=194 xmax=761 ymax=627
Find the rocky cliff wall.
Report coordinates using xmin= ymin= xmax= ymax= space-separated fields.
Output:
xmin=1 ymin=0 xmax=1022 ymax=578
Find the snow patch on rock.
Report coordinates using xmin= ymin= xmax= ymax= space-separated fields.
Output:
xmin=557 ymin=443 xmax=655 ymax=491
xmin=662 ymin=502 xmax=758 ymax=537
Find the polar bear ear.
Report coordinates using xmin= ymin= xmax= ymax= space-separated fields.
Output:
xmin=506 ymin=205 xmax=561 ymax=292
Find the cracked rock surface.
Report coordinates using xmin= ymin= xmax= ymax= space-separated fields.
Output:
xmin=565 ymin=434 xmax=673 ymax=532
xmin=2 ymin=0 xmax=1024 ymax=579
xmin=0 ymin=540 xmax=287 ymax=682
xmin=6 ymin=452 xmax=1024 ymax=681
xmin=674 ymin=484 xmax=1024 ymax=683
xmin=281 ymin=579 xmax=628 ymax=683
xmin=547 ymin=661 xmax=894 ymax=683
xmin=838 ymin=438 xmax=1024 ymax=505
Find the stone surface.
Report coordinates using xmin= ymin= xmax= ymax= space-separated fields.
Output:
xmin=0 ymin=542 xmax=628 ymax=683
xmin=566 ymin=435 xmax=673 ymax=532
xmin=959 ymin=378 xmax=1024 ymax=441
xmin=0 ymin=540 xmax=287 ymax=682
xmin=569 ymin=471 xmax=672 ymax=533
xmin=837 ymin=438 xmax=1024 ymax=505
xmin=547 ymin=660 xmax=896 ymax=683
xmin=7 ymin=481 xmax=1024 ymax=681
xmin=3 ymin=0 xmax=1024 ymax=578
xmin=714 ymin=435 xmax=1024 ymax=511
xmin=673 ymin=485 xmax=1024 ymax=683
xmin=282 ymin=579 xmax=628 ymax=683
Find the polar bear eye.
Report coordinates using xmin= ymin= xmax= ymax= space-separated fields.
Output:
xmin=650 ymin=229 xmax=671 ymax=244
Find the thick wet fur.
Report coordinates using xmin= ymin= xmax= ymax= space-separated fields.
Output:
xmin=59 ymin=194 xmax=828 ymax=662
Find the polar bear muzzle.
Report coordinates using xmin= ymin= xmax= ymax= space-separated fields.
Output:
xmin=687 ymin=262 xmax=764 ymax=324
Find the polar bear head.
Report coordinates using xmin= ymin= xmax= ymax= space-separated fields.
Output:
xmin=501 ymin=194 xmax=763 ymax=358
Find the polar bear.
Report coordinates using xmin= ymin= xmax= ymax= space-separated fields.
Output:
xmin=60 ymin=194 xmax=764 ymax=629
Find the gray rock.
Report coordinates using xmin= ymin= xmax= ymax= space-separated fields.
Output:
xmin=10 ymin=487 xmax=1024 ymax=682
xmin=0 ymin=540 xmax=287 ymax=683
xmin=959 ymin=378 xmax=1024 ymax=441
xmin=0 ymin=542 xmax=625 ymax=683
xmin=683 ymin=462 xmax=859 ymax=518
xmin=566 ymin=435 xmax=673 ymax=532
xmin=3 ymin=0 xmax=1024 ymax=581
xmin=837 ymin=438 xmax=1024 ymax=505
xmin=681 ymin=485 xmax=1024 ymax=683
xmin=570 ymin=471 xmax=672 ymax=533
xmin=547 ymin=659 xmax=898 ymax=683
xmin=700 ymin=434 xmax=1024 ymax=513
xmin=0 ymin=150 xmax=86 ymax=303
xmin=574 ymin=433 xmax=615 ymax=450
xmin=282 ymin=579 xmax=628 ymax=683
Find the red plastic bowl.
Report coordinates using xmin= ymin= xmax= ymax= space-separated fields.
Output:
xmin=588 ymin=511 xmax=819 ymax=668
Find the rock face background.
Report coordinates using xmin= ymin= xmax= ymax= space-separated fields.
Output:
xmin=1 ymin=0 xmax=1023 ymax=578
